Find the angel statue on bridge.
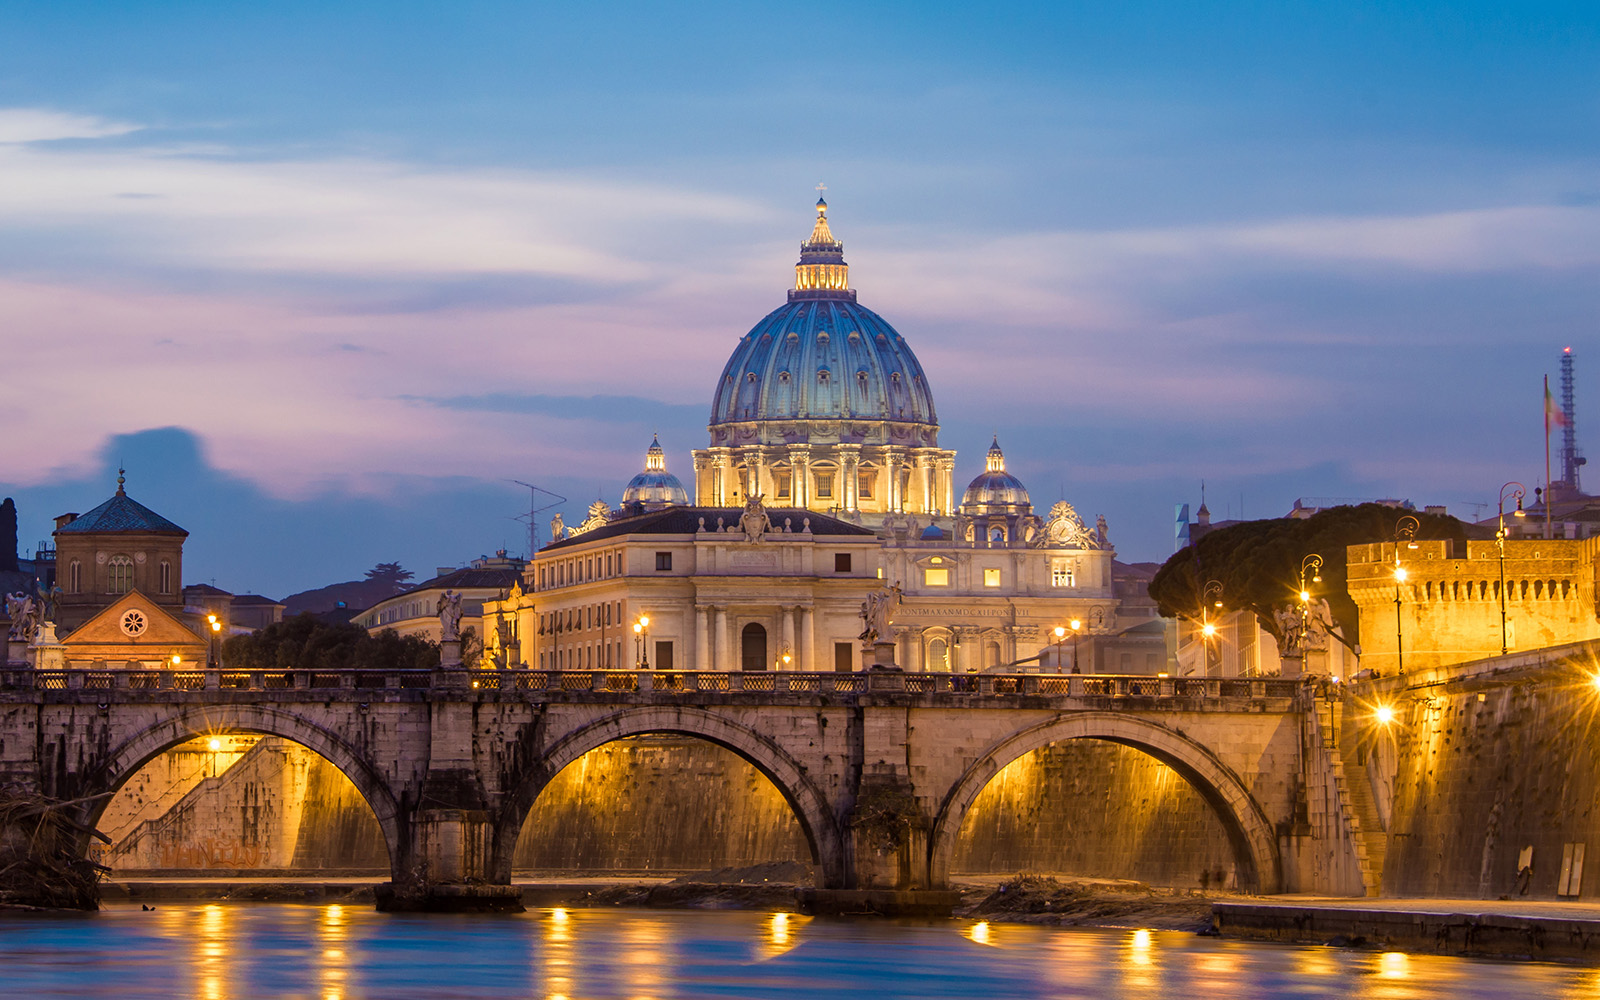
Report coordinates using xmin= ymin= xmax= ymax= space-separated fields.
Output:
xmin=858 ymin=583 xmax=903 ymax=646
xmin=437 ymin=590 xmax=464 ymax=642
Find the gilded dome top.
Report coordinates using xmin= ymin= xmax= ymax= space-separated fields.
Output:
xmin=708 ymin=199 xmax=938 ymax=435
xmin=961 ymin=437 xmax=1032 ymax=513
xmin=621 ymin=436 xmax=688 ymax=509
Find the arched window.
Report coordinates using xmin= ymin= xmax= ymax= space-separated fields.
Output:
xmin=741 ymin=623 xmax=768 ymax=671
xmin=68 ymin=560 xmax=81 ymax=594
xmin=989 ymin=526 xmax=1005 ymax=544
xmin=159 ymin=560 xmax=171 ymax=595
xmin=985 ymin=641 xmax=1002 ymax=668
xmin=928 ymin=638 xmax=949 ymax=672
xmin=106 ymin=555 xmax=134 ymax=594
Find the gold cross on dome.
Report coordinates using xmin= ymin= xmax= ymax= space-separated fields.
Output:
xmin=816 ymin=182 xmax=827 ymax=196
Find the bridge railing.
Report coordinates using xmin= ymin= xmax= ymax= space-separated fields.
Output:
xmin=3 ymin=667 xmax=1302 ymax=702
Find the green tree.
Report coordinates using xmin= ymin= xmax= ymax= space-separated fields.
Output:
xmin=1148 ymin=503 xmax=1468 ymax=648
xmin=221 ymin=614 xmax=439 ymax=671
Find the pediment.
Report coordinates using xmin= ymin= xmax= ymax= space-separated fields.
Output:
xmin=64 ymin=591 xmax=204 ymax=647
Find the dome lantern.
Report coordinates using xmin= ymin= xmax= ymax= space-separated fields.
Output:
xmin=792 ymin=191 xmax=855 ymax=302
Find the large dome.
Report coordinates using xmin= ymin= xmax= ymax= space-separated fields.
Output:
xmin=708 ymin=197 xmax=937 ymax=436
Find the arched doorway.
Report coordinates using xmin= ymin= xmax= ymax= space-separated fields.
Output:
xmin=742 ymin=623 xmax=768 ymax=671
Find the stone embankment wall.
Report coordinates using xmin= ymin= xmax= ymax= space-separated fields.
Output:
xmin=513 ymin=736 xmax=810 ymax=870
xmin=98 ymin=736 xmax=387 ymax=871
xmin=949 ymin=741 xmax=1238 ymax=887
xmin=1377 ymin=649 xmax=1600 ymax=898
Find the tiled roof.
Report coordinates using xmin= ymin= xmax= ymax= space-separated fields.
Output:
xmin=542 ymin=505 xmax=876 ymax=551
xmin=398 ymin=566 xmax=523 ymax=596
xmin=230 ymin=594 xmax=284 ymax=606
xmin=57 ymin=493 xmax=186 ymax=535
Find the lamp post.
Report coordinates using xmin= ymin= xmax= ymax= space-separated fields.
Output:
xmin=1297 ymin=554 xmax=1323 ymax=652
xmin=1200 ymin=580 xmax=1223 ymax=674
xmin=632 ymin=615 xmax=650 ymax=669
xmin=1052 ymin=625 xmax=1067 ymax=672
xmin=1069 ymin=618 xmax=1082 ymax=673
xmin=206 ymin=613 xmax=222 ymax=668
xmin=1393 ymin=515 xmax=1420 ymax=675
xmin=1497 ymin=482 xmax=1526 ymax=655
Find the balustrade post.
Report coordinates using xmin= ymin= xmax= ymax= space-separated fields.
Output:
xmin=1022 ymin=676 xmax=1040 ymax=695
xmin=638 ymin=670 xmax=653 ymax=692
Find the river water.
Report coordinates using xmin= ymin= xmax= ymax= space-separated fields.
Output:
xmin=0 ymin=903 xmax=1594 ymax=999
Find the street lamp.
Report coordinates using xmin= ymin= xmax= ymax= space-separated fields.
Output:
xmin=1052 ymin=625 xmax=1067 ymax=672
xmin=1497 ymin=482 xmax=1526 ymax=655
xmin=778 ymin=647 xmax=793 ymax=670
xmin=206 ymin=613 xmax=222 ymax=668
xmin=1069 ymin=618 xmax=1082 ymax=673
xmin=1297 ymin=554 xmax=1323 ymax=653
xmin=632 ymin=615 xmax=650 ymax=669
xmin=1393 ymin=515 xmax=1420 ymax=675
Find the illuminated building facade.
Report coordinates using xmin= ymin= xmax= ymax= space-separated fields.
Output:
xmin=483 ymin=200 xmax=1161 ymax=672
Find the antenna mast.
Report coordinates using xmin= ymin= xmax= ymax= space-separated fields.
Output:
xmin=509 ymin=481 xmax=566 ymax=558
xmin=1561 ymin=347 xmax=1585 ymax=492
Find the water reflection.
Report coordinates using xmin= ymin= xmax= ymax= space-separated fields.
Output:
xmin=0 ymin=903 xmax=1588 ymax=999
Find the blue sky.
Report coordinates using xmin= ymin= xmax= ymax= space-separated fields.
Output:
xmin=1 ymin=2 xmax=1597 ymax=597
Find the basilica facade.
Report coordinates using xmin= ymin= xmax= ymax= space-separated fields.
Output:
xmin=483 ymin=199 xmax=1159 ymax=673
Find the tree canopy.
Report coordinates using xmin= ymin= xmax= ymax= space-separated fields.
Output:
xmin=221 ymin=613 xmax=439 ymax=671
xmin=363 ymin=562 xmax=415 ymax=591
xmin=1147 ymin=503 xmax=1469 ymax=647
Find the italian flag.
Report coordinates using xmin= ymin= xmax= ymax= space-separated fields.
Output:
xmin=1547 ymin=377 xmax=1569 ymax=430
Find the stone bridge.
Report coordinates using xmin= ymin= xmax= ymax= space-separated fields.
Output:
xmin=0 ymin=666 xmax=1319 ymax=909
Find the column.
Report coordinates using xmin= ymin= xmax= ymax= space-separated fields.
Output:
xmin=714 ymin=607 xmax=729 ymax=670
xmin=907 ymin=629 xmax=924 ymax=671
xmin=782 ymin=606 xmax=796 ymax=667
xmin=696 ymin=605 xmax=711 ymax=671
xmin=798 ymin=607 xmax=813 ymax=672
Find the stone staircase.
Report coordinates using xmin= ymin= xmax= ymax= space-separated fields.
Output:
xmin=1315 ymin=698 xmax=1384 ymax=896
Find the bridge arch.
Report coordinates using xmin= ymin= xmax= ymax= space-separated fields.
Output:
xmin=929 ymin=712 xmax=1281 ymax=892
xmin=494 ymin=706 xmax=844 ymax=885
xmin=80 ymin=705 xmax=403 ymax=875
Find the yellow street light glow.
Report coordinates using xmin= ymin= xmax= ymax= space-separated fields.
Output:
xmin=171 ymin=654 xmax=181 ymax=665
xmin=207 ymin=614 xmax=217 ymax=623
xmin=1053 ymin=626 xmax=1066 ymax=638
xmin=208 ymin=738 xmax=222 ymax=752
xmin=1375 ymin=705 xmax=1396 ymax=725
xmin=211 ymin=621 xmax=221 ymax=632
xmin=1591 ymin=673 xmax=1600 ymax=693
xmin=1299 ymin=590 xmax=1311 ymax=603
xmin=1393 ymin=567 xmax=1408 ymax=582
xmin=632 ymin=623 xmax=642 ymax=633
xmin=1070 ymin=618 xmax=1081 ymax=631
xmin=1201 ymin=622 xmax=1217 ymax=638
xmin=639 ymin=616 xmax=649 ymax=628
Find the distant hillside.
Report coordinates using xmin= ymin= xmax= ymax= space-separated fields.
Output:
xmin=283 ymin=580 xmax=408 ymax=616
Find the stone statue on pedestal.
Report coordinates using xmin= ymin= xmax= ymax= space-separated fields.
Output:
xmin=437 ymin=590 xmax=464 ymax=642
xmin=858 ymin=583 xmax=903 ymax=646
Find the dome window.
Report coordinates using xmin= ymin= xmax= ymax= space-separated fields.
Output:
xmin=778 ymin=371 xmax=791 ymax=384
xmin=890 ymin=372 xmax=902 ymax=384
xmin=817 ymin=369 xmax=830 ymax=383
xmin=746 ymin=372 xmax=759 ymax=383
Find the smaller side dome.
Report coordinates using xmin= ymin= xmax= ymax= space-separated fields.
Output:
xmin=622 ymin=435 xmax=689 ymax=509
xmin=960 ymin=437 xmax=1032 ymax=513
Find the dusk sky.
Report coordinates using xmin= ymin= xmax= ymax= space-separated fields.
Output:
xmin=3 ymin=2 xmax=1598 ymax=599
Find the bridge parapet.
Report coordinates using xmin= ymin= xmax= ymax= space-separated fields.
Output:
xmin=1 ymin=668 xmax=1307 ymax=710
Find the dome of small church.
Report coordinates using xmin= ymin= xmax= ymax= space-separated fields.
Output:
xmin=961 ymin=438 xmax=1032 ymax=513
xmin=708 ymin=197 xmax=938 ymax=436
xmin=621 ymin=436 xmax=688 ymax=508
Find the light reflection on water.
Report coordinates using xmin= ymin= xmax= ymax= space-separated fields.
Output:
xmin=0 ymin=903 xmax=1591 ymax=999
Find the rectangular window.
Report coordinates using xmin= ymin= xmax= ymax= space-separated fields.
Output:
xmin=983 ymin=568 xmax=1001 ymax=587
xmin=1051 ymin=561 xmax=1076 ymax=588
xmin=857 ymin=469 xmax=874 ymax=499
xmin=924 ymin=568 xmax=950 ymax=587
xmin=655 ymin=551 xmax=672 ymax=571
xmin=654 ymin=641 xmax=674 ymax=670
xmin=835 ymin=642 xmax=854 ymax=672
xmin=835 ymin=553 xmax=852 ymax=573
xmin=815 ymin=472 xmax=834 ymax=498
xmin=776 ymin=469 xmax=792 ymax=499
